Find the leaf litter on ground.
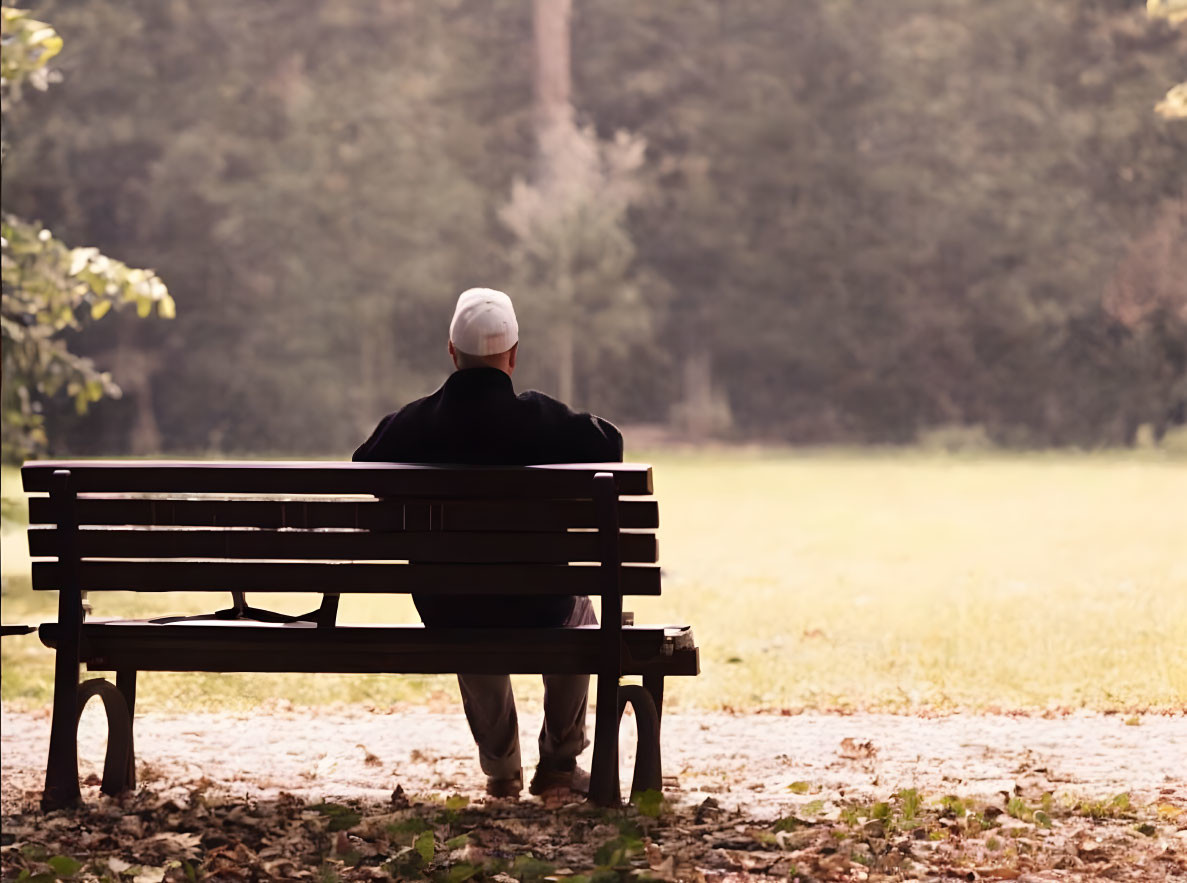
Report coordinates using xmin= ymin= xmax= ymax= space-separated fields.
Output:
xmin=2 ymin=779 xmax=1185 ymax=882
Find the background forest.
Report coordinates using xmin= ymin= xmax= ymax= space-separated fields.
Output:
xmin=2 ymin=0 xmax=1185 ymax=458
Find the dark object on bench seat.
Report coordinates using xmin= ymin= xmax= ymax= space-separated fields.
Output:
xmin=22 ymin=459 xmax=698 ymax=810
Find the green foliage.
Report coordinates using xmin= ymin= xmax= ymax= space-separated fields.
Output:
xmin=45 ymin=855 xmax=82 ymax=877
xmin=940 ymin=795 xmax=968 ymax=817
xmin=592 ymin=832 xmax=643 ymax=868
xmin=388 ymin=817 xmax=434 ymax=837
xmin=0 ymin=0 xmax=1184 ymax=454
xmin=311 ymin=802 xmax=362 ymax=832
xmin=1 ymin=214 xmax=174 ymax=458
xmin=414 ymin=829 xmax=436 ymax=864
xmin=897 ymin=788 xmax=921 ymax=823
xmin=631 ymin=789 xmax=668 ymax=818
xmin=0 ymin=8 xmax=61 ymax=107
xmin=1006 ymin=796 xmax=1031 ymax=820
xmin=773 ymin=816 xmax=804 ymax=833
xmin=441 ymin=862 xmax=479 ymax=883
xmin=578 ymin=0 xmax=1187 ymax=445
xmin=1 ymin=5 xmax=173 ymax=461
xmin=510 ymin=853 xmax=556 ymax=882
xmin=1075 ymin=793 xmax=1135 ymax=819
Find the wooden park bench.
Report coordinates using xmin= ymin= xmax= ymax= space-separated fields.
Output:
xmin=21 ymin=460 xmax=699 ymax=811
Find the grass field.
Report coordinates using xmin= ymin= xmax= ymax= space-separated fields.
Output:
xmin=2 ymin=451 xmax=1185 ymax=713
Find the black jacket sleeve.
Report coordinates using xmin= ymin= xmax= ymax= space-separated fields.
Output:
xmin=352 ymin=413 xmax=397 ymax=462
xmin=589 ymin=414 xmax=624 ymax=463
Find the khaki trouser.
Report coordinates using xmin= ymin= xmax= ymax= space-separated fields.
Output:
xmin=457 ymin=596 xmax=597 ymax=779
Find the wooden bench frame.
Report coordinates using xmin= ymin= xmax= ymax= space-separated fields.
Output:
xmin=21 ymin=460 xmax=698 ymax=810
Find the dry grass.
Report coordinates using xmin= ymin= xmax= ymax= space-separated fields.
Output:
xmin=633 ymin=450 xmax=1186 ymax=712
xmin=2 ymin=451 xmax=1185 ymax=712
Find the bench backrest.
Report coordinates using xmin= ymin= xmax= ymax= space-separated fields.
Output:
xmin=22 ymin=460 xmax=658 ymax=600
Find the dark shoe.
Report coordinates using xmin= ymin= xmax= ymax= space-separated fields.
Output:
xmin=528 ymin=762 xmax=590 ymax=796
xmin=485 ymin=770 xmax=523 ymax=799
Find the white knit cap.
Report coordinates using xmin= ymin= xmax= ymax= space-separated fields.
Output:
xmin=449 ymin=288 xmax=519 ymax=356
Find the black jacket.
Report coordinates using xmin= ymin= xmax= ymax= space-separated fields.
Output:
xmin=353 ymin=367 xmax=623 ymax=626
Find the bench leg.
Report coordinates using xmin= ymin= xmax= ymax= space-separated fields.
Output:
xmin=588 ymin=673 xmax=621 ymax=806
xmin=643 ymin=674 xmax=664 ymax=728
xmin=116 ymin=670 xmax=138 ymax=789
xmin=618 ymin=684 xmax=662 ymax=798
xmin=42 ymin=657 xmax=82 ymax=811
xmin=77 ymin=679 xmax=136 ymax=798
xmin=42 ymin=677 xmax=136 ymax=810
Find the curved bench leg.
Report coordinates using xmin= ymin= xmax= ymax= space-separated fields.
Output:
xmin=78 ymin=678 xmax=136 ymax=798
xmin=42 ymin=677 xmax=136 ymax=811
xmin=618 ymin=684 xmax=662 ymax=799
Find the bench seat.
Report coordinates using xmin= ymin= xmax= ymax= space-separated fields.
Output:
xmin=40 ymin=621 xmax=698 ymax=677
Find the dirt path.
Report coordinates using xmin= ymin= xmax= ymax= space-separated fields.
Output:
xmin=3 ymin=705 xmax=1183 ymax=814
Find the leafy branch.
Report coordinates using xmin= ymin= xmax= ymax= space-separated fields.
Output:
xmin=1 ymin=6 xmax=175 ymax=460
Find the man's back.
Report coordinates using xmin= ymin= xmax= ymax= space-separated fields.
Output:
xmin=353 ymin=366 xmax=623 ymax=627
xmin=353 ymin=367 xmax=622 ymax=466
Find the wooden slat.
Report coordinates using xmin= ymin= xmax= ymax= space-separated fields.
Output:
xmin=21 ymin=460 xmax=653 ymax=496
xmin=27 ymin=496 xmax=659 ymax=531
xmin=440 ymin=499 xmax=657 ymax=530
xmin=31 ymin=560 xmax=662 ymax=595
xmin=28 ymin=526 xmax=658 ymax=564
xmin=37 ymin=622 xmax=700 ymax=677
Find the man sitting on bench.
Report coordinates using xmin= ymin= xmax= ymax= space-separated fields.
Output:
xmin=353 ymin=288 xmax=623 ymax=798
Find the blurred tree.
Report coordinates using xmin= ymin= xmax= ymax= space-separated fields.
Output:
xmin=1103 ymin=199 xmax=1187 ymax=439
xmin=2 ymin=0 xmax=1183 ymax=451
xmin=572 ymin=1 xmax=865 ymax=436
xmin=499 ymin=0 xmax=651 ymax=407
xmin=574 ymin=0 xmax=1186 ymax=444
xmin=1 ymin=7 xmax=174 ymax=461
xmin=3 ymin=0 xmax=505 ymax=453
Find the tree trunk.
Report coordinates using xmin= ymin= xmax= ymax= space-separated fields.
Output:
xmin=110 ymin=343 xmax=162 ymax=455
xmin=674 ymin=350 xmax=732 ymax=438
xmin=532 ymin=0 xmax=573 ymax=147
xmin=358 ymin=309 xmax=377 ymax=432
xmin=533 ymin=0 xmax=576 ymax=402
xmin=556 ymin=321 xmax=575 ymax=406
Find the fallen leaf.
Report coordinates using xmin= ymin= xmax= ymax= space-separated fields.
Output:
xmin=47 ymin=855 xmax=84 ymax=876
xmin=975 ymin=867 xmax=1022 ymax=879
xmin=839 ymin=737 xmax=877 ymax=759
xmin=146 ymin=831 xmax=202 ymax=858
